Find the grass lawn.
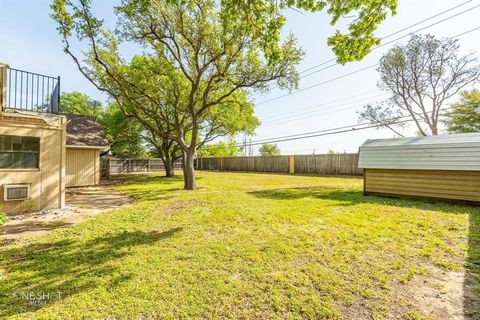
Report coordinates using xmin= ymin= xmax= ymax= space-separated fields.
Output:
xmin=1 ymin=172 xmax=479 ymax=319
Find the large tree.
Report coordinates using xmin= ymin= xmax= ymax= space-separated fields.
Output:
xmin=444 ymin=89 xmax=480 ymax=133
xmin=359 ymin=34 xmax=480 ymax=136
xmin=99 ymin=103 xmax=147 ymax=159
xmin=60 ymin=91 xmax=102 ymax=116
xmin=51 ymin=0 xmax=294 ymax=189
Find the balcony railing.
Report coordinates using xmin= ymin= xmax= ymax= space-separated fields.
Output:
xmin=0 ymin=65 xmax=60 ymax=114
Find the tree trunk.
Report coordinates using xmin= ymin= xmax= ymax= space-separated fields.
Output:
xmin=164 ymin=155 xmax=175 ymax=177
xmin=182 ymin=152 xmax=196 ymax=190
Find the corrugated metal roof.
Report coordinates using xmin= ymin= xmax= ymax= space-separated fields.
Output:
xmin=358 ymin=132 xmax=480 ymax=171
xmin=360 ymin=133 xmax=480 ymax=148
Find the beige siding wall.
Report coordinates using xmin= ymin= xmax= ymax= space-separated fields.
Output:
xmin=0 ymin=113 xmax=66 ymax=214
xmin=365 ymin=169 xmax=480 ymax=203
xmin=66 ymin=148 xmax=100 ymax=187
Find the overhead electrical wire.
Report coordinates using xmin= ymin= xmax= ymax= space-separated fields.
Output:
xmin=294 ymin=0 xmax=478 ymax=80
xmin=262 ymin=93 xmax=386 ymax=122
xmin=254 ymin=24 xmax=480 ymax=126
xmin=296 ymin=0 xmax=475 ymax=75
xmin=254 ymin=2 xmax=480 ymax=105
xmin=202 ymin=107 xmax=454 ymax=151
xmin=260 ymin=89 xmax=382 ymax=120
xmin=198 ymin=8 xmax=480 ymax=152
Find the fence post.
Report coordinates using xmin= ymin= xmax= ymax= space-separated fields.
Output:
xmin=106 ymin=158 xmax=111 ymax=180
xmin=288 ymin=155 xmax=295 ymax=174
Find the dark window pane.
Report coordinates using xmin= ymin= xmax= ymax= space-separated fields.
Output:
xmin=12 ymin=153 xmax=24 ymax=168
xmin=22 ymin=137 xmax=40 ymax=151
xmin=23 ymin=153 xmax=39 ymax=168
xmin=11 ymin=136 xmax=23 ymax=151
xmin=0 ymin=135 xmax=40 ymax=169
xmin=0 ymin=135 xmax=40 ymax=152
xmin=0 ymin=152 xmax=13 ymax=168
xmin=0 ymin=136 xmax=12 ymax=151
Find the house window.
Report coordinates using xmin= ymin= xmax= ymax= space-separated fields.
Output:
xmin=0 ymin=135 xmax=40 ymax=169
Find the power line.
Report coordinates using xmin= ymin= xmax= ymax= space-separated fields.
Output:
xmin=257 ymin=63 xmax=379 ymax=105
xmin=255 ymin=18 xmax=480 ymax=106
xmin=201 ymin=106 xmax=454 ymax=152
xmin=296 ymin=0 xmax=475 ymax=76
xmin=294 ymin=2 xmax=480 ymax=82
xmin=260 ymin=25 xmax=480 ymax=124
xmin=261 ymin=93 xmax=385 ymax=124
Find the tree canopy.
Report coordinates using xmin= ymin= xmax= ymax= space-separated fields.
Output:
xmin=99 ymin=103 xmax=148 ymax=158
xmin=60 ymin=91 xmax=102 ymax=116
xmin=221 ymin=0 xmax=397 ymax=64
xmin=198 ymin=137 xmax=244 ymax=158
xmin=444 ymin=89 xmax=480 ymax=133
xmin=259 ymin=143 xmax=281 ymax=156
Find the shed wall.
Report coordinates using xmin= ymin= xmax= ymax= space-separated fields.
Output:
xmin=365 ymin=169 xmax=480 ymax=203
xmin=65 ymin=148 xmax=100 ymax=187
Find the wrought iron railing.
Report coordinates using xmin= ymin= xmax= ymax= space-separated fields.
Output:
xmin=5 ymin=67 xmax=60 ymax=114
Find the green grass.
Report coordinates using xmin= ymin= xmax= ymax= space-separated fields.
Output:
xmin=0 ymin=171 xmax=479 ymax=319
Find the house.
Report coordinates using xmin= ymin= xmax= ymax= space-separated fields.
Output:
xmin=0 ymin=63 xmax=109 ymax=214
xmin=358 ymin=133 xmax=480 ymax=204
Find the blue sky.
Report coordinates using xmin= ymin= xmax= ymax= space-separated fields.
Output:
xmin=1 ymin=0 xmax=479 ymax=154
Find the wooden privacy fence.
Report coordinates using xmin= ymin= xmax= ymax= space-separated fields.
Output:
xmin=100 ymin=158 xmax=182 ymax=179
xmin=196 ymin=153 xmax=362 ymax=176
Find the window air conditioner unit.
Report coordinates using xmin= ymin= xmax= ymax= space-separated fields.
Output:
xmin=3 ymin=184 xmax=30 ymax=201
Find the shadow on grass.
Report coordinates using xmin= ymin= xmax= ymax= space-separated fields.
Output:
xmin=107 ymin=173 xmax=185 ymax=186
xmin=1 ymin=221 xmax=73 ymax=236
xmin=249 ymin=186 xmax=477 ymax=213
xmin=0 ymin=228 xmax=182 ymax=318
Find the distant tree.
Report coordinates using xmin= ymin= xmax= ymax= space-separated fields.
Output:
xmin=60 ymin=92 xmax=102 ymax=116
xmin=259 ymin=144 xmax=281 ymax=156
xmin=359 ymin=34 xmax=480 ymax=136
xmin=444 ymin=89 xmax=480 ymax=133
xmin=198 ymin=137 xmax=244 ymax=158
xmin=327 ymin=149 xmax=340 ymax=154
xmin=99 ymin=104 xmax=147 ymax=159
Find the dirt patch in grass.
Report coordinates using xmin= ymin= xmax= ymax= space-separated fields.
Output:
xmin=385 ymin=265 xmax=479 ymax=320
xmin=0 ymin=187 xmax=130 ymax=240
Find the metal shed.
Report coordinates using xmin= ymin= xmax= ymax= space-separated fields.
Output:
xmin=358 ymin=133 xmax=480 ymax=204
